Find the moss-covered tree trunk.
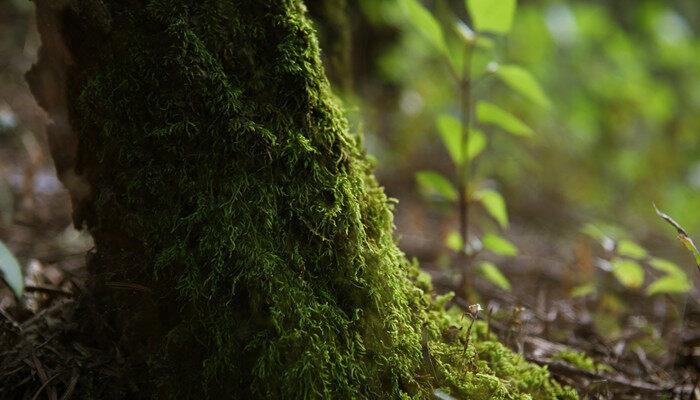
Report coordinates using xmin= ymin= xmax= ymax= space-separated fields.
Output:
xmin=25 ymin=1 xmax=576 ymax=399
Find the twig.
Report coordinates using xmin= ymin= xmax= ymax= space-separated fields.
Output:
xmin=25 ymin=285 xmax=73 ymax=297
xmin=31 ymin=372 xmax=61 ymax=400
xmin=105 ymin=281 xmax=152 ymax=293
xmin=60 ymin=371 xmax=79 ymax=400
xmin=0 ymin=306 xmax=21 ymax=330
xmin=464 ymin=316 xmax=476 ymax=356
xmin=31 ymin=354 xmax=57 ymax=400
xmin=526 ymin=355 xmax=676 ymax=394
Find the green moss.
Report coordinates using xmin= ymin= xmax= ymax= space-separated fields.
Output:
xmin=41 ymin=0 xmax=578 ymax=398
xmin=553 ymin=350 xmax=611 ymax=374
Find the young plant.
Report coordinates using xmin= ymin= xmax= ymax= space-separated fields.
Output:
xmin=577 ymin=222 xmax=692 ymax=297
xmin=401 ymin=0 xmax=549 ymax=291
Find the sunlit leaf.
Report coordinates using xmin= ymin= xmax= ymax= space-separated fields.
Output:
xmin=654 ymin=204 xmax=700 ymax=271
xmin=401 ymin=0 xmax=448 ymax=55
xmin=617 ymin=239 xmax=647 ymax=259
xmin=476 ymin=101 xmax=534 ymax=137
xmin=467 ymin=128 xmax=487 ymax=160
xmin=0 ymin=240 xmax=23 ymax=298
xmin=678 ymin=235 xmax=700 ymax=270
xmin=446 ymin=230 xmax=463 ymax=252
xmin=437 ymin=114 xmax=463 ymax=164
xmin=466 ymin=0 xmax=516 ymax=34
xmin=482 ymin=232 xmax=518 ymax=256
xmin=611 ymin=258 xmax=644 ymax=289
xmin=649 ymin=258 xmax=686 ymax=277
xmin=476 ymin=36 xmax=495 ymax=49
xmin=571 ymin=284 xmax=596 ymax=298
xmin=476 ymin=189 xmax=508 ymax=228
xmin=580 ymin=223 xmax=615 ymax=251
xmin=492 ymin=64 xmax=551 ymax=108
xmin=437 ymin=114 xmax=486 ymax=165
xmin=416 ymin=171 xmax=458 ymax=201
xmin=646 ymin=275 xmax=692 ymax=296
xmin=437 ymin=115 xmax=486 ymax=163
xmin=581 ymin=223 xmax=609 ymax=242
xmin=478 ymin=261 xmax=511 ymax=290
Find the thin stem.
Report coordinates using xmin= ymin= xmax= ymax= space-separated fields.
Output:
xmin=458 ymin=43 xmax=475 ymax=252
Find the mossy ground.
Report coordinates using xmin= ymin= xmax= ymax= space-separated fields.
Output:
xmin=30 ymin=0 xmax=578 ymax=398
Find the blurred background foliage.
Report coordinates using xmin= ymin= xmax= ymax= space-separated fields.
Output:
xmin=344 ymin=0 xmax=700 ymax=248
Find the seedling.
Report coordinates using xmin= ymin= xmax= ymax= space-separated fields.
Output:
xmin=401 ymin=0 xmax=549 ymax=291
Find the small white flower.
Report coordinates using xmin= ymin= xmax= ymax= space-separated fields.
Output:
xmin=468 ymin=303 xmax=482 ymax=315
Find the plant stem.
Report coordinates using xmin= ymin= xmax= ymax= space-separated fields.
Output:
xmin=458 ymin=44 xmax=475 ymax=253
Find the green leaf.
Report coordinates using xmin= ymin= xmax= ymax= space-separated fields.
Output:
xmin=654 ymin=204 xmax=700 ymax=271
xmin=446 ymin=230 xmax=463 ymax=252
xmin=492 ymin=64 xmax=551 ymax=108
xmin=476 ymin=36 xmax=495 ymax=49
xmin=401 ymin=0 xmax=448 ymax=55
xmin=581 ymin=223 xmax=610 ymax=242
xmin=616 ymin=239 xmax=647 ymax=259
xmin=580 ymin=223 xmax=617 ymax=251
xmin=679 ymin=235 xmax=700 ymax=270
xmin=476 ymin=101 xmax=534 ymax=137
xmin=467 ymin=128 xmax=487 ymax=160
xmin=646 ymin=275 xmax=692 ymax=296
xmin=571 ymin=284 xmax=596 ymax=298
xmin=478 ymin=261 xmax=511 ymax=290
xmin=482 ymin=232 xmax=518 ymax=256
xmin=466 ymin=0 xmax=516 ymax=34
xmin=437 ymin=114 xmax=463 ymax=164
xmin=649 ymin=258 xmax=686 ymax=277
xmin=437 ymin=115 xmax=487 ymax=163
xmin=611 ymin=258 xmax=645 ymax=289
xmin=0 ymin=240 xmax=23 ymax=298
xmin=476 ymin=189 xmax=508 ymax=228
xmin=436 ymin=115 xmax=488 ymax=164
xmin=416 ymin=171 xmax=458 ymax=201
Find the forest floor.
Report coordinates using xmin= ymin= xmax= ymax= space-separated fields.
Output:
xmin=390 ymin=187 xmax=700 ymax=399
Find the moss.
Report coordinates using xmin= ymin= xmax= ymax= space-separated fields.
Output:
xmin=553 ymin=350 xmax=611 ymax=374
xmin=31 ymin=0 xmax=577 ymax=398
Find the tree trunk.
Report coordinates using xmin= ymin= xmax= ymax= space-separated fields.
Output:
xmin=20 ymin=1 xmax=576 ymax=399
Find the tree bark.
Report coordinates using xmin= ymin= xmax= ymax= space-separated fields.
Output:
xmin=20 ymin=1 xmax=577 ymax=399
